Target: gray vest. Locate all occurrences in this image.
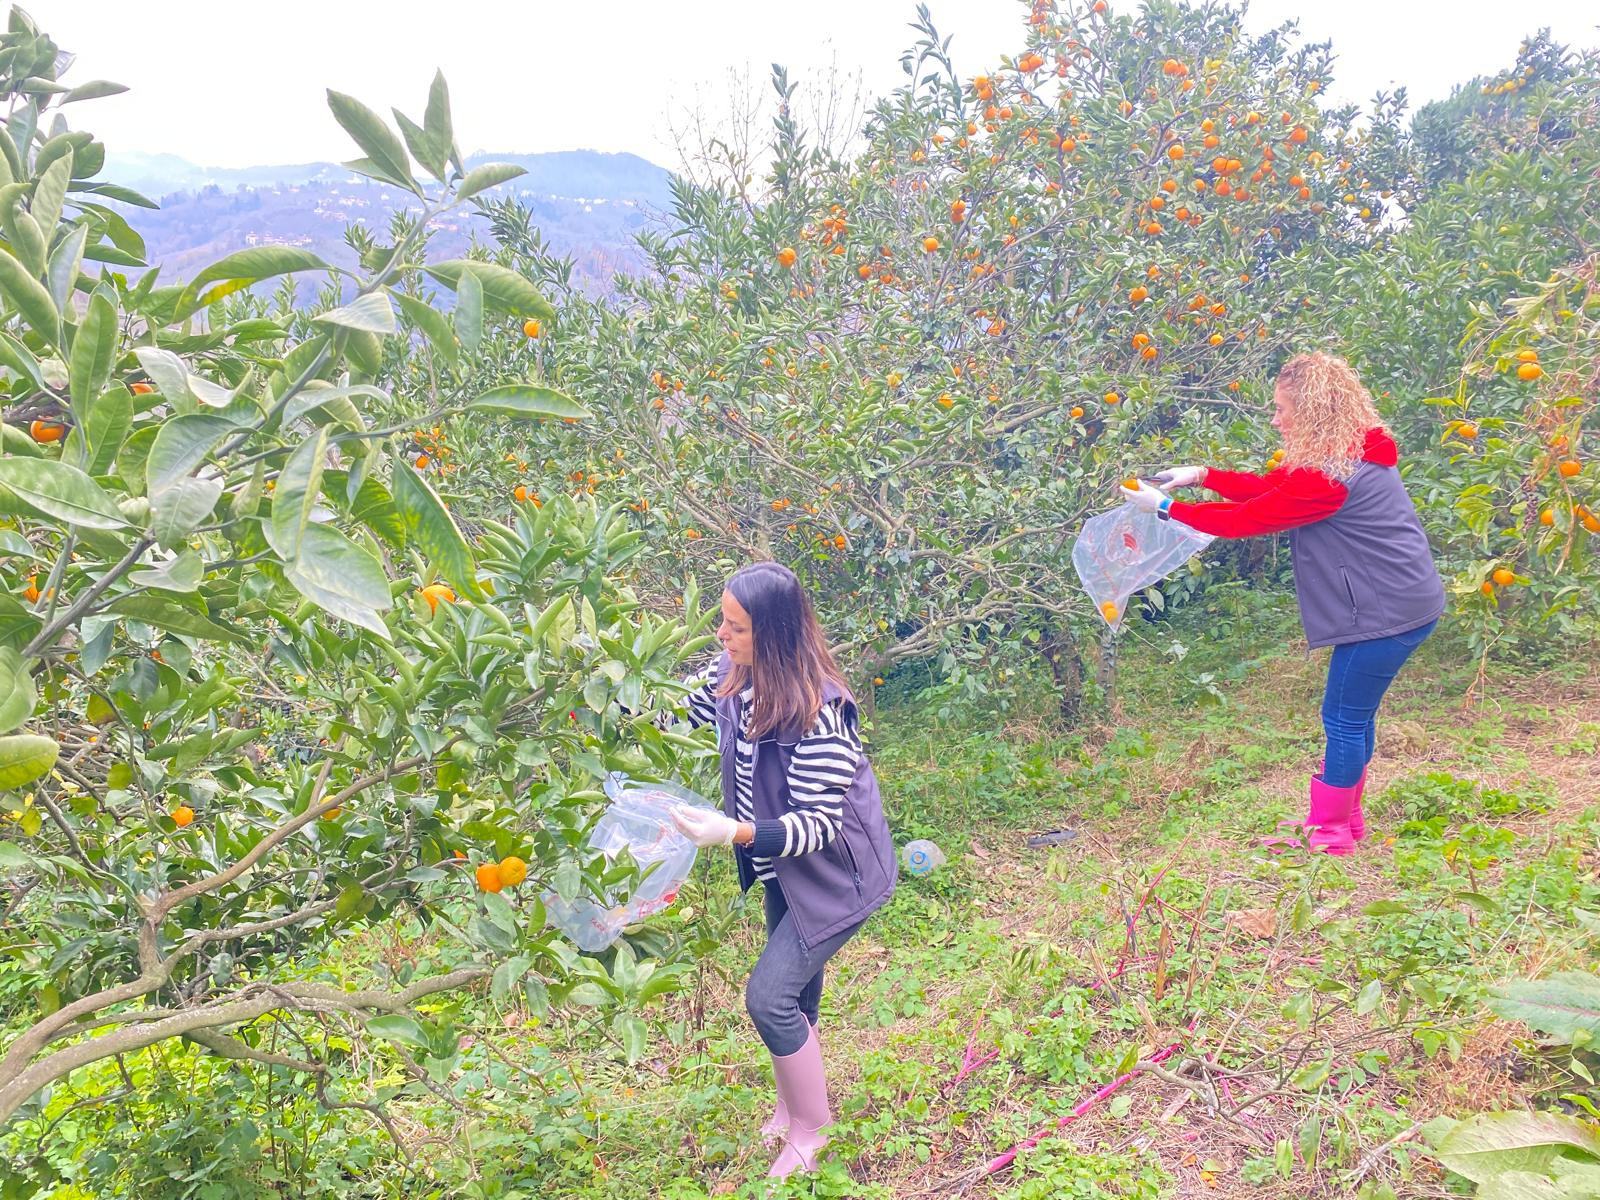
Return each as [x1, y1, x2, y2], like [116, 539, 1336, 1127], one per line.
[711, 654, 897, 950]
[1287, 461, 1445, 648]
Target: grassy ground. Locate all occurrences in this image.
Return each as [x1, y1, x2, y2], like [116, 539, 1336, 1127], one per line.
[384, 593, 1599, 1199]
[26, 593, 1594, 1198]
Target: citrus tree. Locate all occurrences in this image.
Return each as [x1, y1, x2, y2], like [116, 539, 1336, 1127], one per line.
[483, 0, 1407, 716]
[1331, 39, 1600, 667]
[0, 14, 713, 1171]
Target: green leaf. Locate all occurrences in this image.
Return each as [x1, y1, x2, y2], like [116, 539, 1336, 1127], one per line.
[456, 163, 525, 202]
[268, 430, 330, 562]
[127, 550, 204, 594]
[62, 80, 130, 104]
[469, 385, 589, 422]
[0, 646, 35, 734]
[68, 292, 118, 415]
[394, 292, 458, 367]
[1362, 900, 1414, 917]
[282, 383, 376, 432]
[0, 244, 59, 345]
[283, 523, 393, 639]
[424, 260, 554, 321]
[150, 477, 221, 546]
[175, 247, 333, 320]
[1355, 978, 1383, 1016]
[0, 329, 42, 387]
[326, 91, 418, 195]
[365, 1014, 429, 1049]
[46, 222, 88, 310]
[393, 109, 446, 183]
[1488, 972, 1600, 1045]
[0, 840, 28, 868]
[492, 954, 533, 1005]
[0, 458, 126, 529]
[132, 346, 191, 401]
[30, 153, 71, 238]
[0, 733, 57, 789]
[109, 594, 251, 646]
[314, 290, 396, 334]
[613, 1013, 647, 1065]
[80, 382, 133, 477]
[390, 461, 480, 600]
[454, 268, 482, 355]
[145, 414, 237, 497]
[1436, 1111, 1600, 1184]
[423, 71, 456, 172]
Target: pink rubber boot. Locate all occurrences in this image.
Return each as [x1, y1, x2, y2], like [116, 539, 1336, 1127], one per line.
[1280, 762, 1368, 842]
[761, 1020, 816, 1147]
[1264, 775, 1359, 856]
[767, 1024, 830, 1178]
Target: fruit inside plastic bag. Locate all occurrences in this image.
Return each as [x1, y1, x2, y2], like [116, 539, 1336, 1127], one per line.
[1071, 501, 1214, 629]
[543, 773, 713, 952]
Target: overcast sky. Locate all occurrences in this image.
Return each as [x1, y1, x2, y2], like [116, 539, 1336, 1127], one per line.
[34, 0, 1600, 170]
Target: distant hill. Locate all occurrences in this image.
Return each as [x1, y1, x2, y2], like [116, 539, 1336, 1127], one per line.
[101, 149, 678, 297]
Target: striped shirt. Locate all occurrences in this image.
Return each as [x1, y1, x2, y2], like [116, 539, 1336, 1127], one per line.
[679, 659, 862, 882]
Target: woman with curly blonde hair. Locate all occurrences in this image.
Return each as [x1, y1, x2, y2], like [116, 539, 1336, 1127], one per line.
[1121, 352, 1444, 854]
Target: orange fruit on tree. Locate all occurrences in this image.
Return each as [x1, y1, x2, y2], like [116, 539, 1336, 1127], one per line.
[420, 583, 456, 612]
[1492, 568, 1515, 587]
[414, 454, 430, 469]
[922, 236, 940, 252]
[776, 246, 797, 268]
[1129, 285, 1148, 303]
[475, 862, 504, 893]
[1479, 580, 1496, 597]
[321, 806, 342, 820]
[523, 318, 542, 338]
[1514, 349, 1538, 362]
[1539, 508, 1555, 526]
[1558, 459, 1581, 478]
[1100, 600, 1119, 622]
[21, 575, 40, 604]
[498, 856, 528, 887]
[1070, 405, 1085, 418]
[1516, 362, 1542, 381]
[171, 805, 195, 828]
[1167, 143, 1184, 160]
[130, 381, 154, 395]
[1456, 423, 1477, 440]
[1104, 391, 1121, 405]
[29, 419, 65, 443]
[513, 484, 529, 503]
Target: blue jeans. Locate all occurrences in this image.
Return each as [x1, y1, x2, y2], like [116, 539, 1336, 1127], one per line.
[1321, 619, 1437, 787]
[746, 880, 860, 1056]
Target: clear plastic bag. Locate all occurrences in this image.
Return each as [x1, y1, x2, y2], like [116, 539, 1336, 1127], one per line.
[543, 773, 713, 952]
[1072, 501, 1214, 629]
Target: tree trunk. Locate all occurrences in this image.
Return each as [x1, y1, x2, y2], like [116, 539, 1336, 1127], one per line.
[1037, 620, 1085, 725]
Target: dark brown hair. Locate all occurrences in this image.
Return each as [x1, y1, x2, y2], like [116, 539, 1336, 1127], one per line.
[719, 561, 847, 740]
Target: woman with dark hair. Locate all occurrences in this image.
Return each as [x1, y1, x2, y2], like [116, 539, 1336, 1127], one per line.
[668, 561, 897, 1179]
[1120, 352, 1445, 854]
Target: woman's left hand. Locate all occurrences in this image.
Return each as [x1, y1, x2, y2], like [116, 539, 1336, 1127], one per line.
[671, 805, 740, 847]
[1119, 479, 1170, 513]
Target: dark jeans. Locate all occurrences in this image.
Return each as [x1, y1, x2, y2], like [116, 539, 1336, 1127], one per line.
[745, 880, 860, 1056]
[1321, 619, 1437, 787]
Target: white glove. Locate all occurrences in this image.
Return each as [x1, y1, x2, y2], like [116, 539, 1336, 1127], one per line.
[1153, 465, 1205, 489]
[671, 804, 739, 848]
[1120, 480, 1170, 513]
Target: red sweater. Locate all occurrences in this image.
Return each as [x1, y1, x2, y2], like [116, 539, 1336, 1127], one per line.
[1168, 429, 1398, 538]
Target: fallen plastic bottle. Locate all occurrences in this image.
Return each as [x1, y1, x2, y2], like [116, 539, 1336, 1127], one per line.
[902, 838, 947, 877]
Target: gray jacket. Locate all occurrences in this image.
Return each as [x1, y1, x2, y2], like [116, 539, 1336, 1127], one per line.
[711, 654, 897, 949]
[1287, 459, 1445, 648]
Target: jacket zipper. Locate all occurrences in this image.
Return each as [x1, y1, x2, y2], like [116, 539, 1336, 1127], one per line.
[838, 834, 865, 900]
[1340, 567, 1359, 625]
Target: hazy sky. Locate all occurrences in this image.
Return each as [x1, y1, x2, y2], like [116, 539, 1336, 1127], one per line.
[34, 0, 1600, 170]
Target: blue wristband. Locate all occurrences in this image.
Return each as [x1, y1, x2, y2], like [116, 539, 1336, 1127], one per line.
[1157, 497, 1173, 521]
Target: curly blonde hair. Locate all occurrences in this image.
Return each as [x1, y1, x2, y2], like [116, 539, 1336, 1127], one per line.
[1275, 352, 1386, 480]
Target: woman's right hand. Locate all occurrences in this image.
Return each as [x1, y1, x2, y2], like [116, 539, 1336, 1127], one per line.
[1153, 466, 1206, 489]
